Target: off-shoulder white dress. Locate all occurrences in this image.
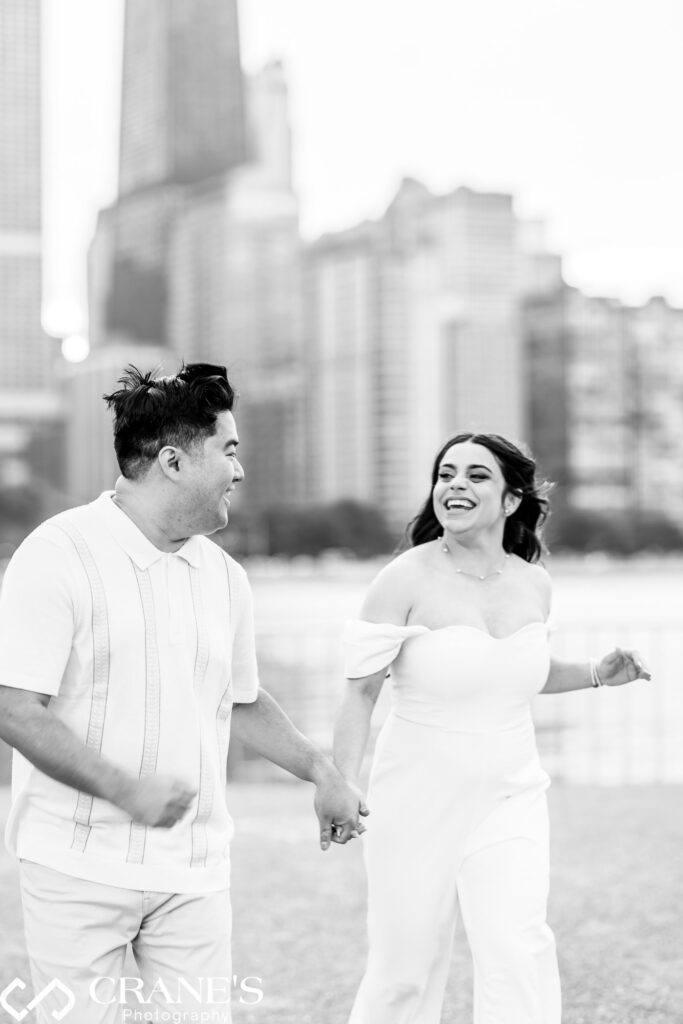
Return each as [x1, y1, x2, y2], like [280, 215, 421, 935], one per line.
[343, 620, 561, 1024]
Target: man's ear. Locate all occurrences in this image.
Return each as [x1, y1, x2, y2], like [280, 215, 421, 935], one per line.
[158, 445, 182, 478]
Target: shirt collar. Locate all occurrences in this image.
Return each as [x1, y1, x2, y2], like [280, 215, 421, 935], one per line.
[96, 492, 202, 569]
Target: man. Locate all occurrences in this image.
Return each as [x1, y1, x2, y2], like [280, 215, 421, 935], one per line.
[0, 363, 364, 1024]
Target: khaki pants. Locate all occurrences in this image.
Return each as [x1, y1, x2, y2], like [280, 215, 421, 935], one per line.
[19, 860, 232, 1024]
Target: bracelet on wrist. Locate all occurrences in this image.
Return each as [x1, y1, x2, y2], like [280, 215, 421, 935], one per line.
[590, 659, 605, 688]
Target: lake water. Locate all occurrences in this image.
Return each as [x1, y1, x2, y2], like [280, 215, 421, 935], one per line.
[1, 555, 680, 785]
[248, 554, 683, 628]
[246, 556, 683, 784]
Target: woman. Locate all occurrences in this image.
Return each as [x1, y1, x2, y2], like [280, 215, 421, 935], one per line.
[333, 432, 650, 1024]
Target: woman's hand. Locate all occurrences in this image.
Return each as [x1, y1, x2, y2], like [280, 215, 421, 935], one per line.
[313, 764, 369, 850]
[596, 648, 651, 687]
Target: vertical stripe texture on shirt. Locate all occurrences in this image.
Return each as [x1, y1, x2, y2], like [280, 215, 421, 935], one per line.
[189, 565, 213, 867]
[215, 554, 235, 769]
[55, 522, 111, 854]
[126, 564, 162, 864]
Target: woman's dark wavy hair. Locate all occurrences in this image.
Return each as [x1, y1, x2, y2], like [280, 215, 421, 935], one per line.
[405, 432, 552, 563]
[103, 362, 236, 479]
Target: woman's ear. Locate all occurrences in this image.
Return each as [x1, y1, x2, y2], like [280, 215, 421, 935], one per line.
[503, 493, 522, 517]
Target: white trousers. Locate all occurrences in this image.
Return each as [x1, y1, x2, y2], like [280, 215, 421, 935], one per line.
[19, 860, 232, 1024]
[349, 715, 562, 1024]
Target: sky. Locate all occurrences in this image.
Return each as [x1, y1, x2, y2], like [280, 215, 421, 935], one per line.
[42, 0, 683, 336]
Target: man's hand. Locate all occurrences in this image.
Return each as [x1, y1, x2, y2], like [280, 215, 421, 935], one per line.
[117, 775, 197, 828]
[597, 647, 651, 686]
[313, 764, 369, 851]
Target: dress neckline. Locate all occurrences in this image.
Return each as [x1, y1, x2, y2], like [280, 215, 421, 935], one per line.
[389, 621, 547, 642]
[418, 621, 547, 641]
[348, 619, 549, 642]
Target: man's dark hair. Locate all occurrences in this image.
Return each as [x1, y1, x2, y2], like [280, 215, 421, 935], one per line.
[103, 362, 236, 479]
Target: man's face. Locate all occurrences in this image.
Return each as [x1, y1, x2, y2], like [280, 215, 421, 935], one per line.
[177, 410, 244, 536]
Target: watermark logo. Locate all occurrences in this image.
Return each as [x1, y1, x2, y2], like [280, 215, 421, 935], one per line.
[0, 978, 75, 1021]
[0, 975, 262, 1020]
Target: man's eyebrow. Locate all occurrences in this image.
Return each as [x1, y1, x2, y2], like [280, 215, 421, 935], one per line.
[224, 439, 240, 448]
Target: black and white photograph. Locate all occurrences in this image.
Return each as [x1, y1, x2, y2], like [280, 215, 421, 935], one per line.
[0, 1, 682, 1022]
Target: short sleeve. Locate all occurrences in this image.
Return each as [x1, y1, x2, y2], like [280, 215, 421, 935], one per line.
[343, 620, 430, 679]
[227, 560, 260, 704]
[0, 535, 76, 697]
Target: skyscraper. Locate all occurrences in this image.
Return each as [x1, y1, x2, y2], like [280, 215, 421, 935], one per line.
[522, 286, 683, 522]
[628, 298, 683, 519]
[83, 3, 306, 522]
[306, 180, 524, 532]
[166, 63, 306, 516]
[0, 0, 62, 492]
[118, 0, 247, 195]
[91, 0, 248, 348]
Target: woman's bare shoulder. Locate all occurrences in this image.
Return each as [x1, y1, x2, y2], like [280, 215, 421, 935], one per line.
[359, 544, 435, 624]
[512, 556, 552, 609]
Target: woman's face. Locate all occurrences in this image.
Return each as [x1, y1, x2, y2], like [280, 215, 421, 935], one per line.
[432, 441, 515, 538]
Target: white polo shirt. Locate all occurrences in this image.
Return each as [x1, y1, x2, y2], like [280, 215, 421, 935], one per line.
[0, 492, 259, 893]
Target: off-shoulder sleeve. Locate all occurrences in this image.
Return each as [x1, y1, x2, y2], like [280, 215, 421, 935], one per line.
[343, 620, 430, 679]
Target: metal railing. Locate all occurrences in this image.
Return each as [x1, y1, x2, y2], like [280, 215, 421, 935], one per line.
[1, 621, 679, 786]
[230, 620, 683, 785]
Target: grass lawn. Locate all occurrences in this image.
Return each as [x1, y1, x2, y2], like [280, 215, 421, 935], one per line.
[1, 783, 681, 1024]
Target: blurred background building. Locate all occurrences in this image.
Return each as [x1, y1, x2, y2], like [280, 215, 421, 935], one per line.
[306, 181, 523, 532]
[0, 0, 64, 545]
[524, 285, 683, 546]
[1, 0, 682, 555]
[1, 0, 683, 791]
[79, 0, 306, 536]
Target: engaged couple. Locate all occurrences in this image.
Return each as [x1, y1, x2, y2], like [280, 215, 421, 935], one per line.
[0, 363, 650, 1024]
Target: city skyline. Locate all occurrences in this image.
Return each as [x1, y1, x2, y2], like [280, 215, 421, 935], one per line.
[42, 0, 683, 336]
[2, 0, 683, 543]
[0, 0, 64, 498]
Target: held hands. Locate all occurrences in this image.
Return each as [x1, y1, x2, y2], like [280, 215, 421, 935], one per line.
[596, 647, 651, 687]
[118, 774, 197, 828]
[313, 768, 369, 851]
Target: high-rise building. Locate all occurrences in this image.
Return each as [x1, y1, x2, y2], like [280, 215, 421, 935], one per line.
[306, 180, 524, 532]
[118, 0, 247, 196]
[525, 286, 634, 510]
[85, 5, 305, 526]
[0, 0, 62, 493]
[523, 286, 683, 523]
[244, 61, 293, 190]
[517, 219, 563, 300]
[628, 297, 683, 518]
[166, 68, 306, 514]
[90, 0, 247, 349]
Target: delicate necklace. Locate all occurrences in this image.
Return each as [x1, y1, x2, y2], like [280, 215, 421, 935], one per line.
[441, 538, 510, 580]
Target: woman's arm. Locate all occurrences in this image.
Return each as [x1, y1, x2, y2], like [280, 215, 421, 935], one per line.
[531, 565, 650, 694]
[333, 669, 387, 787]
[333, 554, 413, 784]
[542, 648, 650, 694]
[231, 688, 364, 849]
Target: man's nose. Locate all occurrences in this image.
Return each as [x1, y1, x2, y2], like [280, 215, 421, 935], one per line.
[233, 458, 245, 482]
